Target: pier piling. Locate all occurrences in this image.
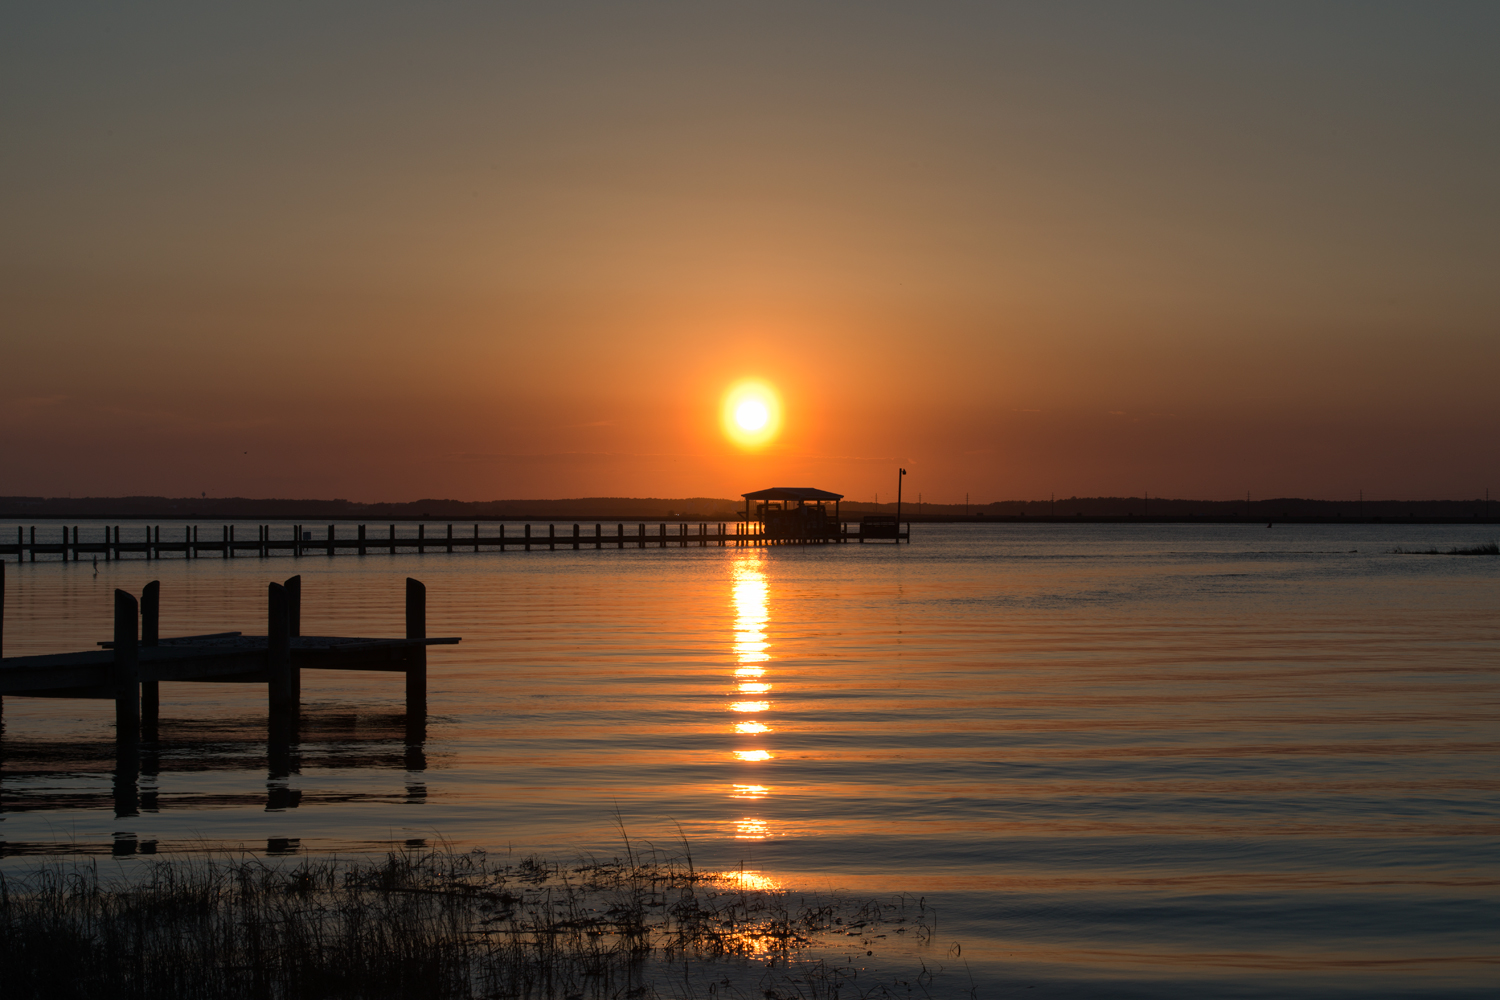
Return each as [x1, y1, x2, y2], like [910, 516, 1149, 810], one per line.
[405, 578, 427, 725]
[113, 589, 141, 753]
[267, 582, 295, 730]
[285, 574, 301, 637]
[140, 580, 160, 734]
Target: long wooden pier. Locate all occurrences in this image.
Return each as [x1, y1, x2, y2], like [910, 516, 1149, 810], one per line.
[0, 563, 458, 815]
[1, 520, 908, 561]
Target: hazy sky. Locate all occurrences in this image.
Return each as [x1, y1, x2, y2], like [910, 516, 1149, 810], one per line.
[3, 2, 1496, 503]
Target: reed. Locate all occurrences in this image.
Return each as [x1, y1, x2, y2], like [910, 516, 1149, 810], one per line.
[1391, 541, 1499, 555]
[0, 846, 937, 999]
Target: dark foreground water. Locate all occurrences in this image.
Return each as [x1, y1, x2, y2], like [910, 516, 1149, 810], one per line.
[2, 523, 1497, 997]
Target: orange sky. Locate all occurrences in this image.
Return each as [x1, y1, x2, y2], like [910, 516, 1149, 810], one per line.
[3, 4, 1497, 504]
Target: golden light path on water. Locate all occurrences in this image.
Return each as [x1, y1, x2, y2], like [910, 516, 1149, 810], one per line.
[728, 553, 774, 856]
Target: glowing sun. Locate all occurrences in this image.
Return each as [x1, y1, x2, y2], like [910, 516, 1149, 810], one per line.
[735, 400, 768, 431]
[722, 380, 781, 449]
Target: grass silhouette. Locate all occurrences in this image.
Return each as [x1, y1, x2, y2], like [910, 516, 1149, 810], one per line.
[1, 845, 939, 999]
[1391, 541, 1499, 555]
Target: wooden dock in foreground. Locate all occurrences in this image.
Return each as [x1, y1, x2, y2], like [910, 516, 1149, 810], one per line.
[0, 564, 458, 816]
[1, 520, 909, 562]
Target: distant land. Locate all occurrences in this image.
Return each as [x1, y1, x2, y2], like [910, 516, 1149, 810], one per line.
[1, 495, 1496, 524]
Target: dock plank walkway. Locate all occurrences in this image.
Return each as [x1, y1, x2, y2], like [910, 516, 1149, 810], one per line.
[0, 568, 455, 724]
[0, 566, 457, 820]
[2, 634, 459, 697]
[2, 520, 907, 562]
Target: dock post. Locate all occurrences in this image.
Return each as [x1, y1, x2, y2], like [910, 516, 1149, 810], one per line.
[549, 524, 556, 551]
[446, 524, 453, 553]
[359, 524, 367, 556]
[140, 580, 160, 736]
[499, 523, 506, 550]
[524, 524, 531, 551]
[111, 586, 141, 818]
[638, 523, 645, 548]
[326, 524, 335, 556]
[30, 525, 35, 562]
[267, 582, 295, 728]
[595, 523, 601, 549]
[1, 561, 5, 720]
[573, 523, 580, 550]
[284, 574, 301, 706]
[284, 574, 301, 638]
[390, 524, 396, 554]
[418, 523, 425, 554]
[405, 578, 427, 727]
[474, 523, 479, 552]
[617, 524, 624, 549]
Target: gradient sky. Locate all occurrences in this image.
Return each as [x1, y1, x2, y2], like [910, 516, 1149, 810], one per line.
[3, 3, 1496, 504]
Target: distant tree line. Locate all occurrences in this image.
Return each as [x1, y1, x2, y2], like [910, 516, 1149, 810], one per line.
[2, 494, 1494, 520]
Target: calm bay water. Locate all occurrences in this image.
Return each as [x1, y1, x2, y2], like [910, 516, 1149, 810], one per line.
[2, 522, 1497, 997]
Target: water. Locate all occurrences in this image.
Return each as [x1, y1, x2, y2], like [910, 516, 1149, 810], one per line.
[2, 522, 1497, 997]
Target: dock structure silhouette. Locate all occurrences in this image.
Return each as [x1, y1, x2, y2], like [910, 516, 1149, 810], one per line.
[2, 518, 908, 563]
[0, 564, 458, 816]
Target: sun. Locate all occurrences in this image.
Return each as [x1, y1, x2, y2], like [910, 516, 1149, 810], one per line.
[722, 380, 781, 449]
[735, 400, 768, 431]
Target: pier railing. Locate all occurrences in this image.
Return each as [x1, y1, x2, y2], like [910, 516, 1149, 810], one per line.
[1, 520, 909, 561]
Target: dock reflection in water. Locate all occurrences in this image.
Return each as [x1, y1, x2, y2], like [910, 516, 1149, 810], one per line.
[0, 708, 437, 855]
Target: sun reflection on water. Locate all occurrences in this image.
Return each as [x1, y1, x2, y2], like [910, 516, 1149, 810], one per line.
[730, 554, 774, 839]
[719, 869, 780, 891]
[734, 818, 770, 839]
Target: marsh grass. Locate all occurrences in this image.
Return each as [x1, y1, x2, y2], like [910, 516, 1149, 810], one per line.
[0, 847, 940, 1000]
[1391, 541, 1499, 555]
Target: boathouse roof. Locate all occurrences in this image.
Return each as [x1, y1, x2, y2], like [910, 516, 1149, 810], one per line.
[742, 487, 844, 501]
